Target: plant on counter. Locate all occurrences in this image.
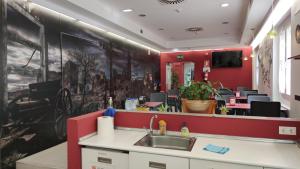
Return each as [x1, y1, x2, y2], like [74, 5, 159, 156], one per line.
[158, 104, 169, 112]
[219, 105, 229, 115]
[171, 71, 179, 89]
[179, 81, 218, 100]
[179, 81, 219, 113]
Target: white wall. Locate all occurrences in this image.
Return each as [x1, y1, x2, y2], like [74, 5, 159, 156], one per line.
[290, 0, 300, 118]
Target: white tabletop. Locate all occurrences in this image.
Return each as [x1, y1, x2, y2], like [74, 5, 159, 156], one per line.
[79, 129, 300, 169]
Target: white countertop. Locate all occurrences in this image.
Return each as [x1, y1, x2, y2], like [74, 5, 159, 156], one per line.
[79, 129, 300, 169]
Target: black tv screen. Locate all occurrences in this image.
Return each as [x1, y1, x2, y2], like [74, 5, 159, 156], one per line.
[212, 51, 243, 68]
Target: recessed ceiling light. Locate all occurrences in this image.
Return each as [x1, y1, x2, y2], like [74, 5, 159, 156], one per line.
[185, 27, 203, 32]
[139, 14, 147, 17]
[122, 9, 133, 12]
[221, 3, 229, 7]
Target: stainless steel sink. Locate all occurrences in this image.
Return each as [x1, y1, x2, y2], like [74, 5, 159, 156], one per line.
[134, 134, 196, 151]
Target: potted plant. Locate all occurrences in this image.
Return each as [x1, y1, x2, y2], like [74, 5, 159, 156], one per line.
[158, 104, 169, 112]
[171, 72, 179, 89]
[179, 81, 218, 113]
[219, 105, 229, 115]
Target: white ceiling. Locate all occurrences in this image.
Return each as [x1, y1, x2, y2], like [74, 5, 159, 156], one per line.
[102, 0, 249, 41]
[32, 0, 272, 51]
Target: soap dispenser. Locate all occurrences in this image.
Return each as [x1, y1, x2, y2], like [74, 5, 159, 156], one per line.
[159, 120, 167, 135]
[180, 122, 190, 137]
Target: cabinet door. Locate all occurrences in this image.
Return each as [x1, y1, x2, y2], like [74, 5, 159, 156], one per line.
[190, 159, 263, 169]
[129, 152, 189, 169]
[82, 147, 129, 169]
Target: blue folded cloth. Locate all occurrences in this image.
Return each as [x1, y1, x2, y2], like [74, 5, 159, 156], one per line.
[103, 107, 116, 117]
[203, 144, 230, 154]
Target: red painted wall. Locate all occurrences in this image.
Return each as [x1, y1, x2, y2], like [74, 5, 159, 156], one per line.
[115, 111, 300, 140]
[160, 47, 253, 91]
[67, 110, 105, 169]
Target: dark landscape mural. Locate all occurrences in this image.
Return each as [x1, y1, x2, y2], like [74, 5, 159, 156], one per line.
[0, 0, 160, 168]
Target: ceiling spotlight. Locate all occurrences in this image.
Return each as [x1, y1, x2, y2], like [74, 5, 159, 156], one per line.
[175, 9, 181, 13]
[221, 3, 229, 7]
[139, 14, 147, 17]
[122, 9, 133, 12]
[185, 27, 203, 32]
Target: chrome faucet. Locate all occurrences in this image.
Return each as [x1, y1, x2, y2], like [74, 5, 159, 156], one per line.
[149, 114, 158, 135]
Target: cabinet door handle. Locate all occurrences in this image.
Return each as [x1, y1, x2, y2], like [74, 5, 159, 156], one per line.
[97, 157, 112, 164]
[149, 161, 166, 169]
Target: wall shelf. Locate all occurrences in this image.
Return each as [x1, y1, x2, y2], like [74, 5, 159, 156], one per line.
[289, 55, 300, 60]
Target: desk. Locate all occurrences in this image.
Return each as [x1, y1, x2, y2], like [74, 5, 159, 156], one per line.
[235, 96, 247, 100]
[144, 102, 163, 108]
[226, 103, 289, 117]
[226, 103, 250, 110]
[168, 95, 178, 99]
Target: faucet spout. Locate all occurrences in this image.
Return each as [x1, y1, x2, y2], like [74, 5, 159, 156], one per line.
[149, 114, 158, 135]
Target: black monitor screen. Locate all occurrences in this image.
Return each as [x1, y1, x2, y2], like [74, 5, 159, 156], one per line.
[212, 51, 243, 68]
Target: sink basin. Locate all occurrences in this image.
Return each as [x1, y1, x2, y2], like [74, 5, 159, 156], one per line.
[134, 134, 196, 151]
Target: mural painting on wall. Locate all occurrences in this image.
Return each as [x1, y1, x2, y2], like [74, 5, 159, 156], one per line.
[0, 1, 160, 169]
[257, 37, 273, 96]
[1, 2, 65, 169]
[61, 33, 109, 114]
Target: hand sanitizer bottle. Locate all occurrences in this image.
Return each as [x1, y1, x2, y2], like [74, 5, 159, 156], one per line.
[108, 97, 113, 108]
[181, 122, 190, 137]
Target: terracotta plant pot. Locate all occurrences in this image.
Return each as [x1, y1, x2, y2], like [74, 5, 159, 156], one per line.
[181, 99, 216, 114]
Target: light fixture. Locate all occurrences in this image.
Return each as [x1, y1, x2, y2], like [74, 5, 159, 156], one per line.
[172, 48, 179, 52]
[159, 0, 185, 5]
[31, 3, 160, 53]
[138, 14, 147, 17]
[267, 0, 278, 39]
[244, 56, 249, 61]
[221, 3, 229, 7]
[268, 27, 278, 39]
[122, 9, 133, 13]
[251, 0, 295, 48]
[250, 53, 255, 58]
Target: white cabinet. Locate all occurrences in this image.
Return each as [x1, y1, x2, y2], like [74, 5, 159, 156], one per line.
[129, 152, 189, 169]
[82, 147, 129, 169]
[190, 159, 263, 169]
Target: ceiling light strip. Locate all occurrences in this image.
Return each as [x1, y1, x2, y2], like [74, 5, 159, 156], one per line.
[29, 2, 160, 53]
[250, 0, 295, 48]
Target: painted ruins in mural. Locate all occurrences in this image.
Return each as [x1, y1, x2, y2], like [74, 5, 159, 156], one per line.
[0, 1, 160, 168]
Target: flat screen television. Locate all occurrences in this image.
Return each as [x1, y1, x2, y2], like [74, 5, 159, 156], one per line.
[212, 51, 243, 68]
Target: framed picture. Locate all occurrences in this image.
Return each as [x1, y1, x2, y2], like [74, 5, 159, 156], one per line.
[292, 9, 300, 58]
[295, 24, 300, 44]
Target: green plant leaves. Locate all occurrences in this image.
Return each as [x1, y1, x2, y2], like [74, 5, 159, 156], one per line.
[179, 81, 217, 100]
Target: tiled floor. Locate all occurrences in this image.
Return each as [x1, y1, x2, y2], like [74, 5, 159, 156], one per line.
[16, 142, 67, 169]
